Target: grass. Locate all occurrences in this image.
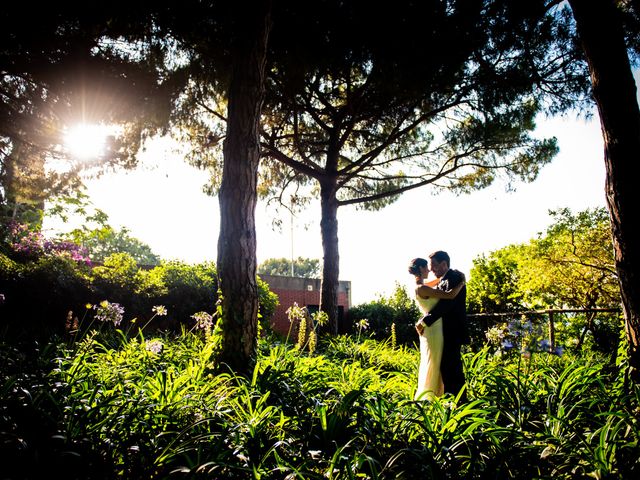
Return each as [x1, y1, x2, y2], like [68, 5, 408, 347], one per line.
[1, 325, 639, 479]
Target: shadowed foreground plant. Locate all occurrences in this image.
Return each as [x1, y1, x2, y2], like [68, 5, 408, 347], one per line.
[2, 320, 639, 479]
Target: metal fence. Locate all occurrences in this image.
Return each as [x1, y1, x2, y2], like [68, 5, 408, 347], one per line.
[467, 308, 621, 352]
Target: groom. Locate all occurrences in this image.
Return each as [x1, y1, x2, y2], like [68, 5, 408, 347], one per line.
[420, 250, 469, 398]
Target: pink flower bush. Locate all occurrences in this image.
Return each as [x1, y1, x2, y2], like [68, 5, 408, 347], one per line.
[7, 222, 91, 265]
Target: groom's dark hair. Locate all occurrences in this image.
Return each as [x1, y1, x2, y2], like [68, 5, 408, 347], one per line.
[429, 250, 450, 266]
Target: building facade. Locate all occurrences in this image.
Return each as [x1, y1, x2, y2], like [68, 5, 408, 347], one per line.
[259, 274, 352, 336]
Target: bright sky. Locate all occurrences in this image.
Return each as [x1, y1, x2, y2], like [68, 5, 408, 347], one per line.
[54, 109, 607, 307]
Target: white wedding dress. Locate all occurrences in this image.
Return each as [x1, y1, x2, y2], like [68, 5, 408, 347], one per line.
[414, 296, 444, 400]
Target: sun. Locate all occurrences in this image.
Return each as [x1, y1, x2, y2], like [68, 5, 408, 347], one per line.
[64, 124, 110, 160]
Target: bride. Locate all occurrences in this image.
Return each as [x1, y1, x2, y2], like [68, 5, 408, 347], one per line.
[408, 257, 465, 401]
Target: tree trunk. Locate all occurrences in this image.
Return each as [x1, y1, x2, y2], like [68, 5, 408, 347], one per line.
[568, 0, 640, 382]
[319, 175, 340, 334]
[216, 1, 271, 376]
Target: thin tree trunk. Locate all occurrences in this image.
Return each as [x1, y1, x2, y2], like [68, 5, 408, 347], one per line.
[568, 0, 640, 382]
[216, 0, 271, 375]
[319, 176, 340, 334]
[576, 311, 596, 351]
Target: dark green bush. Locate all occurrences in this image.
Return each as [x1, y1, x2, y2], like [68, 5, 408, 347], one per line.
[1, 252, 92, 338]
[348, 283, 421, 345]
[91, 252, 166, 321]
[154, 260, 218, 330]
[0, 251, 278, 339]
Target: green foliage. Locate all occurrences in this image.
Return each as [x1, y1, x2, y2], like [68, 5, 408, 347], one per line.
[0, 251, 93, 338]
[90, 253, 165, 323]
[468, 208, 621, 351]
[519, 208, 618, 310]
[65, 224, 161, 266]
[0, 252, 277, 339]
[348, 282, 421, 345]
[469, 207, 618, 313]
[257, 276, 279, 327]
[258, 257, 320, 278]
[0, 251, 18, 280]
[467, 244, 527, 313]
[89, 257, 278, 333]
[467, 208, 621, 352]
[92, 253, 163, 296]
[48, 193, 161, 265]
[2, 329, 638, 478]
[153, 260, 218, 329]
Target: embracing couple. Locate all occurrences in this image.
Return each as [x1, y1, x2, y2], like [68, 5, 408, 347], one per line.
[408, 251, 469, 401]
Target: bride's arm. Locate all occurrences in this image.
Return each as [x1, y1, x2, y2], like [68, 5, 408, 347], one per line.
[423, 278, 439, 287]
[416, 274, 466, 299]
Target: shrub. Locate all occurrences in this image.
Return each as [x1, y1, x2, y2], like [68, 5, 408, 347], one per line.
[1, 254, 92, 338]
[257, 275, 279, 330]
[348, 282, 421, 345]
[1, 250, 278, 339]
[0, 251, 18, 281]
[91, 253, 166, 325]
[154, 260, 218, 330]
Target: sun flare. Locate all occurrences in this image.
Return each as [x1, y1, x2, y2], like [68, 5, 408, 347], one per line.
[64, 124, 110, 160]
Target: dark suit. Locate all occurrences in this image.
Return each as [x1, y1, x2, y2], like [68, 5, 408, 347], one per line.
[421, 268, 468, 397]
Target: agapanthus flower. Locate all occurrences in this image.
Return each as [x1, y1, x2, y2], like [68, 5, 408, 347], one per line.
[312, 310, 329, 327]
[152, 305, 167, 316]
[501, 339, 514, 350]
[145, 339, 163, 354]
[94, 300, 125, 326]
[286, 303, 307, 323]
[191, 311, 213, 331]
[485, 325, 505, 345]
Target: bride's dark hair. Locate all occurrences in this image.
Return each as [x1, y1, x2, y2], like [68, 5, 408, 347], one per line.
[408, 257, 428, 276]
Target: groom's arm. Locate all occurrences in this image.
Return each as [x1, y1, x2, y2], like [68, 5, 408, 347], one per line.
[421, 271, 464, 325]
[422, 298, 454, 326]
